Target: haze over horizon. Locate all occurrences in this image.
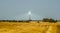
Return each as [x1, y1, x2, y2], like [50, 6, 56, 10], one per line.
[0, 0, 60, 20]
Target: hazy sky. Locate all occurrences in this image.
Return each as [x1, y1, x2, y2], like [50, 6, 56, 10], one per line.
[0, 0, 60, 20]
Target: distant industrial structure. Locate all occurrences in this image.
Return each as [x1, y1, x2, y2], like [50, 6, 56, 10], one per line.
[28, 11, 31, 21]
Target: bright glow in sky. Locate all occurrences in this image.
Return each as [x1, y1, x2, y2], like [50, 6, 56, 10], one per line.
[28, 11, 31, 15]
[0, 0, 60, 20]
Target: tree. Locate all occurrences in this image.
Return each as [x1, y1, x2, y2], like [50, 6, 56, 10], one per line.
[42, 18, 57, 23]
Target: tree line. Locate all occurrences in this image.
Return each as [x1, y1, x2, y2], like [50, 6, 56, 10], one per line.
[0, 18, 59, 23]
[42, 18, 57, 23]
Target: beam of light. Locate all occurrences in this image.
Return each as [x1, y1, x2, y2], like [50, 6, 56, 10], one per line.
[13, 11, 43, 20]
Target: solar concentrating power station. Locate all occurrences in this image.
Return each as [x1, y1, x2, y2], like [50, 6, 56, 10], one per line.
[28, 11, 31, 21]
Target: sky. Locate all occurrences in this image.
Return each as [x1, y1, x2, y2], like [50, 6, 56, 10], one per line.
[0, 0, 60, 20]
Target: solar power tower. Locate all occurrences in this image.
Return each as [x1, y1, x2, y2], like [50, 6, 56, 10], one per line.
[28, 11, 31, 21]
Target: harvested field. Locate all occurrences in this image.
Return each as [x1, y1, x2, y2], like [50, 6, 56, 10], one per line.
[0, 21, 60, 33]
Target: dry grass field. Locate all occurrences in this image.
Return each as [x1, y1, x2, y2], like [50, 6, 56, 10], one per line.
[0, 21, 60, 33]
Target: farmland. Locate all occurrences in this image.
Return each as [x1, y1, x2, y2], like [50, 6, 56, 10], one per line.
[0, 21, 60, 33]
